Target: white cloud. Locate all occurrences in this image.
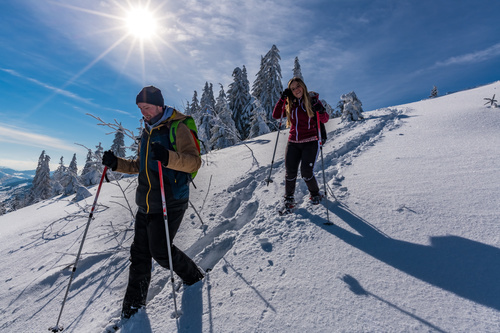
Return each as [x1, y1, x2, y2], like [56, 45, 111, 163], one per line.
[0, 158, 38, 171]
[16, 0, 312, 107]
[435, 43, 500, 67]
[0, 68, 93, 104]
[0, 125, 76, 152]
[0, 68, 133, 117]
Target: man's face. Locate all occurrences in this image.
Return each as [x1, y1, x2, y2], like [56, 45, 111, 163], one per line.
[138, 103, 163, 122]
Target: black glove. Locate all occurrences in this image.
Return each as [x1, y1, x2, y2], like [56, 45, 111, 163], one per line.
[102, 150, 118, 170]
[281, 88, 292, 100]
[312, 99, 326, 114]
[151, 142, 170, 166]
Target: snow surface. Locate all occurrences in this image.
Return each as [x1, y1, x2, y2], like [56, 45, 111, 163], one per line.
[1, 82, 499, 332]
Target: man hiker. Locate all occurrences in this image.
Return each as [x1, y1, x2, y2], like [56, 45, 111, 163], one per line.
[102, 85, 204, 319]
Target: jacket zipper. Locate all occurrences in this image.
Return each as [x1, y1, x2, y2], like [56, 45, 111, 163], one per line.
[145, 129, 153, 213]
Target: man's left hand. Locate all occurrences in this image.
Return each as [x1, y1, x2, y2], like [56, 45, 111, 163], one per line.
[151, 142, 170, 166]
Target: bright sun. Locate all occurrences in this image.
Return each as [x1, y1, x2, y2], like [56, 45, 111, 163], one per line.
[47, 2, 170, 89]
[126, 8, 158, 39]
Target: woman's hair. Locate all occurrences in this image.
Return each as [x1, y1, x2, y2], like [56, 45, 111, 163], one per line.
[285, 77, 314, 127]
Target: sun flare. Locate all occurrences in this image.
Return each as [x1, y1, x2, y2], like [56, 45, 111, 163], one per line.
[126, 7, 158, 39]
[47, 1, 172, 93]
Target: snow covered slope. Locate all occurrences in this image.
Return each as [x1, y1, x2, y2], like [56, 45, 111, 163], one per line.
[0, 82, 499, 332]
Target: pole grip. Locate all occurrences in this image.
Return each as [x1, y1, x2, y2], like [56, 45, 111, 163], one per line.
[316, 111, 322, 147]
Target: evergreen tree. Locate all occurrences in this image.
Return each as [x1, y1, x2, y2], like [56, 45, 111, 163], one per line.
[95, 142, 104, 163]
[210, 84, 239, 149]
[335, 100, 344, 117]
[11, 194, 24, 211]
[340, 92, 364, 122]
[52, 156, 65, 180]
[208, 82, 216, 109]
[80, 143, 105, 186]
[293, 56, 304, 81]
[430, 86, 439, 98]
[51, 156, 66, 196]
[248, 98, 271, 138]
[228, 66, 252, 140]
[80, 150, 94, 186]
[111, 126, 126, 157]
[187, 90, 208, 152]
[128, 120, 143, 159]
[189, 90, 201, 119]
[8, 192, 21, 213]
[321, 99, 334, 117]
[184, 100, 192, 116]
[63, 153, 81, 195]
[252, 45, 283, 129]
[28, 150, 52, 203]
[252, 56, 266, 103]
[68, 153, 78, 175]
[199, 82, 216, 151]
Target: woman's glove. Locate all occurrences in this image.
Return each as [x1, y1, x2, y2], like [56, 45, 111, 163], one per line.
[102, 150, 118, 170]
[281, 88, 292, 100]
[151, 142, 170, 166]
[312, 99, 326, 114]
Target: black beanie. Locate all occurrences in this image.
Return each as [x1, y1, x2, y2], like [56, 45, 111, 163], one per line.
[136, 86, 164, 106]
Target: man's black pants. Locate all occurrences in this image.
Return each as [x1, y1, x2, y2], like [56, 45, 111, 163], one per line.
[122, 202, 201, 310]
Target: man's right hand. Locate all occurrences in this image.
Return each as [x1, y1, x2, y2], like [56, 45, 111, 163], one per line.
[102, 150, 118, 170]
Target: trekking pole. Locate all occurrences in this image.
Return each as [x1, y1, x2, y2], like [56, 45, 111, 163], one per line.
[316, 113, 332, 225]
[266, 102, 286, 186]
[326, 183, 340, 203]
[157, 161, 180, 319]
[189, 200, 205, 226]
[49, 166, 108, 332]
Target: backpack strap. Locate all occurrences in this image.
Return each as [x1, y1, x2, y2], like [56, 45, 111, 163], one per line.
[169, 119, 181, 151]
[169, 116, 201, 181]
[169, 117, 200, 154]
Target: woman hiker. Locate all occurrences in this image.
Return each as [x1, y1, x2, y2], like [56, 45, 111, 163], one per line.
[272, 77, 329, 213]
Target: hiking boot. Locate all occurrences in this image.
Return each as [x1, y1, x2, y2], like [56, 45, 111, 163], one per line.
[278, 195, 296, 216]
[284, 195, 295, 209]
[183, 267, 205, 286]
[310, 193, 322, 205]
[121, 304, 144, 319]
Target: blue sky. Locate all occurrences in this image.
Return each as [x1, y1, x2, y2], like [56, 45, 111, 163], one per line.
[1, 0, 499, 171]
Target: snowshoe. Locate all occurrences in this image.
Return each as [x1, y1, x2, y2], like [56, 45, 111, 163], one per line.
[121, 305, 143, 319]
[279, 196, 295, 215]
[310, 193, 323, 205]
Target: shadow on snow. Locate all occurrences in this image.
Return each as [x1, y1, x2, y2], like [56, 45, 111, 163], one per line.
[297, 202, 500, 312]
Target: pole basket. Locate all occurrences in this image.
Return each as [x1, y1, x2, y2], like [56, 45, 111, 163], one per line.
[48, 325, 63, 332]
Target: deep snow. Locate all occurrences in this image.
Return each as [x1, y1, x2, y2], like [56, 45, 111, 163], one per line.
[0, 82, 499, 333]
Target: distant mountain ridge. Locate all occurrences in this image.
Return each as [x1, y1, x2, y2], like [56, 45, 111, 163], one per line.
[0, 167, 34, 204]
[0, 167, 35, 186]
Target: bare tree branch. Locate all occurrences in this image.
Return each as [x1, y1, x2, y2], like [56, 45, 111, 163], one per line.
[86, 113, 137, 140]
